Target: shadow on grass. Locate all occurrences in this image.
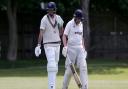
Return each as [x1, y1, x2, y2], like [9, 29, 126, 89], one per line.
[87, 58, 128, 75]
[0, 58, 128, 77]
[88, 64, 128, 75]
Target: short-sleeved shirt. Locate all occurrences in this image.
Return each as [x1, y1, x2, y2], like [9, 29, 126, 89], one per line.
[40, 14, 64, 46]
[64, 18, 83, 46]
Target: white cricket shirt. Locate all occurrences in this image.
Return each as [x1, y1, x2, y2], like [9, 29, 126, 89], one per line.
[64, 18, 83, 46]
[40, 14, 64, 45]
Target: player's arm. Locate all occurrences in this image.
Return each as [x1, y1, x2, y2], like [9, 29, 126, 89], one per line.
[62, 34, 68, 47]
[57, 15, 64, 36]
[35, 29, 44, 57]
[62, 33, 68, 57]
[62, 22, 70, 47]
[35, 17, 46, 57]
[59, 27, 64, 36]
[82, 37, 85, 49]
[37, 29, 44, 45]
[62, 22, 69, 57]
[38, 16, 46, 45]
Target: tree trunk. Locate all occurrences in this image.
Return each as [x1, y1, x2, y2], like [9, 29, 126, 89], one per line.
[80, 0, 90, 51]
[7, 0, 18, 61]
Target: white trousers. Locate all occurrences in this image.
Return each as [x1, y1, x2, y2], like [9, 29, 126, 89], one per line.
[62, 46, 88, 89]
[44, 45, 60, 89]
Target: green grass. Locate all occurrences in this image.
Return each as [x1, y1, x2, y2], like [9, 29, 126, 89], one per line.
[0, 58, 128, 89]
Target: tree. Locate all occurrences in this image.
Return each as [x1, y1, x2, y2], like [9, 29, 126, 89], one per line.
[80, 0, 90, 51]
[6, 0, 18, 61]
[0, 0, 41, 60]
[0, 0, 18, 61]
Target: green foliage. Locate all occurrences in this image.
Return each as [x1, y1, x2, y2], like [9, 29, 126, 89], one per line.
[90, 0, 128, 15]
[0, 0, 41, 12]
[1, 0, 128, 14]
[57, 2, 65, 15]
[16, 0, 41, 12]
[0, 0, 7, 10]
[118, 0, 128, 14]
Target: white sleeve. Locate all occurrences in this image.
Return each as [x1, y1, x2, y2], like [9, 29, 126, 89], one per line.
[40, 17, 46, 30]
[64, 22, 70, 36]
[82, 23, 83, 36]
[57, 15, 64, 28]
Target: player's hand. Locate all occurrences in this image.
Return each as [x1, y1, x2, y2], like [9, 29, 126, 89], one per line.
[35, 44, 41, 57]
[62, 46, 67, 57]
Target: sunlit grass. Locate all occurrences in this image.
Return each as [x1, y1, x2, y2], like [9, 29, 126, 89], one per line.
[0, 76, 128, 89]
[0, 59, 128, 89]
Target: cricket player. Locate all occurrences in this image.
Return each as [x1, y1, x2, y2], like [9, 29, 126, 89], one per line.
[62, 9, 88, 89]
[34, 2, 64, 89]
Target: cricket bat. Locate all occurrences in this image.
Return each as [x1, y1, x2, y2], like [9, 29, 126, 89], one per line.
[67, 55, 82, 88]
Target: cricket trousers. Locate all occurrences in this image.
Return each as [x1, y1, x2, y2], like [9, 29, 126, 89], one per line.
[62, 46, 88, 89]
[44, 45, 60, 89]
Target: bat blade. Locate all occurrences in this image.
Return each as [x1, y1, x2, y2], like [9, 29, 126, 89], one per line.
[70, 63, 82, 88]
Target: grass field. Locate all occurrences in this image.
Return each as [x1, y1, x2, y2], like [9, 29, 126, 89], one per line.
[0, 58, 128, 89]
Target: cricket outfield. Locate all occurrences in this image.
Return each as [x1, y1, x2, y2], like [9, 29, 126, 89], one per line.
[0, 59, 128, 89]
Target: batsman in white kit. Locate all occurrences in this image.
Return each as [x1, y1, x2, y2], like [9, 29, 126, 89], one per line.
[62, 9, 88, 89]
[34, 2, 64, 89]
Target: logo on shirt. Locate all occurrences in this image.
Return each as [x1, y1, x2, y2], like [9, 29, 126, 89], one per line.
[75, 32, 82, 35]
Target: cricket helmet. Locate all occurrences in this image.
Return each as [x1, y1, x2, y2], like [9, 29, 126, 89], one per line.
[74, 9, 84, 20]
[47, 2, 57, 11]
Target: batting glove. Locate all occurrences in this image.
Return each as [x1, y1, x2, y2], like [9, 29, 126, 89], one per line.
[35, 44, 41, 57]
[62, 46, 67, 57]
